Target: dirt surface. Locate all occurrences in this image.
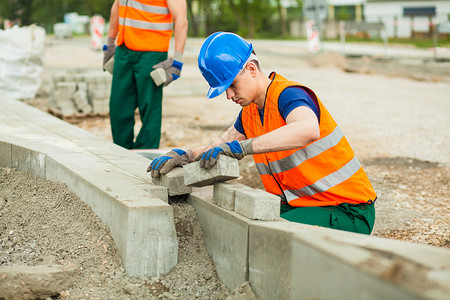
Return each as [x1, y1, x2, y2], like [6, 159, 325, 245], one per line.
[2, 36, 449, 298]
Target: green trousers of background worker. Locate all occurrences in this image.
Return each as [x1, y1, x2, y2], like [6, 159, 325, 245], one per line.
[110, 45, 167, 149]
[280, 200, 376, 235]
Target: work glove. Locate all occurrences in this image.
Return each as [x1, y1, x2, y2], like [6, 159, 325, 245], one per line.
[102, 37, 116, 72]
[147, 149, 194, 178]
[198, 140, 253, 169]
[150, 51, 183, 87]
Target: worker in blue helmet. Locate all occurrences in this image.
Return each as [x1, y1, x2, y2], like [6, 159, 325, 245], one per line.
[147, 32, 376, 234]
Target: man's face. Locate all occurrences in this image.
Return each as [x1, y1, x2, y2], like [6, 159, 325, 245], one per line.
[225, 66, 254, 107]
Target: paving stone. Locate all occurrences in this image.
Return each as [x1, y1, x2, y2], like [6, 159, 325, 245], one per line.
[152, 167, 192, 196]
[56, 81, 76, 93]
[183, 156, 239, 187]
[213, 182, 251, 211]
[72, 90, 91, 112]
[52, 72, 66, 82]
[188, 187, 250, 291]
[89, 87, 108, 99]
[77, 82, 87, 91]
[234, 188, 280, 220]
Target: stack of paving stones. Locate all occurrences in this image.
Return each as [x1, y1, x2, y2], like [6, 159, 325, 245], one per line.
[49, 68, 112, 117]
[152, 155, 280, 221]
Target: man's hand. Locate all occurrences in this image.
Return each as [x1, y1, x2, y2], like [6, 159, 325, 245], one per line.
[150, 52, 183, 87]
[103, 37, 116, 71]
[147, 149, 193, 177]
[198, 140, 253, 169]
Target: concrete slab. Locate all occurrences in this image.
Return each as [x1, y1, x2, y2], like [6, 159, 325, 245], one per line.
[11, 145, 46, 179]
[134, 150, 166, 160]
[188, 187, 249, 291]
[234, 188, 281, 220]
[0, 141, 11, 168]
[248, 221, 450, 300]
[137, 183, 169, 203]
[152, 167, 192, 196]
[183, 156, 239, 187]
[213, 182, 251, 211]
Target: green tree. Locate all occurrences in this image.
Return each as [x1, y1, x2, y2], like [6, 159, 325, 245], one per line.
[0, 0, 112, 31]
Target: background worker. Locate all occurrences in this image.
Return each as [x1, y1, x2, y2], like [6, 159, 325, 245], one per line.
[103, 0, 188, 149]
[148, 32, 377, 235]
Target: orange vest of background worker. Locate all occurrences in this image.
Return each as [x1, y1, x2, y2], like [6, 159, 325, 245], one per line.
[103, 0, 187, 149]
[241, 73, 377, 207]
[116, 0, 173, 52]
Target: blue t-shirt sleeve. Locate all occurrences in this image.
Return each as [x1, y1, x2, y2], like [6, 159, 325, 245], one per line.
[234, 87, 319, 135]
[234, 109, 245, 136]
[278, 86, 319, 121]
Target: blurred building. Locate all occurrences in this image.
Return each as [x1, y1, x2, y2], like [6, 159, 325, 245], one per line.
[327, 0, 450, 38]
[364, 0, 450, 38]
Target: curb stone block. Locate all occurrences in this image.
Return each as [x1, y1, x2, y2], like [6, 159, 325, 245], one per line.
[213, 182, 251, 211]
[234, 188, 280, 220]
[152, 167, 192, 196]
[0, 141, 11, 168]
[183, 156, 239, 187]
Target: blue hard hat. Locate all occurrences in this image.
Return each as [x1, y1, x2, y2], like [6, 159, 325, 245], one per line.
[198, 32, 253, 99]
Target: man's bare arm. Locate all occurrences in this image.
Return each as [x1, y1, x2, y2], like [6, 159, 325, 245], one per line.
[107, 0, 119, 39]
[167, 0, 188, 54]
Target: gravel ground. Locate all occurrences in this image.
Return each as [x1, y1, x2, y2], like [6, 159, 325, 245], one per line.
[2, 36, 449, 298]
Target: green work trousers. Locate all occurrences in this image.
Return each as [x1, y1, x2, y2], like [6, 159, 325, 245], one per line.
[110, 45, 167, 149]
[280, 201, 375, 235]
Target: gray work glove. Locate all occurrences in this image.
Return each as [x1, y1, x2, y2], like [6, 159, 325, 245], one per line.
[150, 51, 183, 87]
[103, 37, 116, 71]
[147, 149, 194, 178]
[197, 140, 253, 169]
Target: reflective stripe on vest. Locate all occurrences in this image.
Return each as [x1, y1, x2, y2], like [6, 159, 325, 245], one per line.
[119, 17, 173, 31]
[256, 126, 344, 175]
[123, 0, 169, 14]
[241, 72, 377, 207]
[279, 156, 361, 200]
[117, 0, 173, 52]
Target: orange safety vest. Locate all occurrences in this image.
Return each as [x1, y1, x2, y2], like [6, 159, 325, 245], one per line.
[117, 0, 173, 52]
[241, 73, 377, 207]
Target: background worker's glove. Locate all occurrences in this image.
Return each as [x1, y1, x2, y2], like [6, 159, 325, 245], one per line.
[147, 149, 194, 178]
[103, 37, 116, 73]
[198, 140, 253, 169]
[150, 51, 183, 87]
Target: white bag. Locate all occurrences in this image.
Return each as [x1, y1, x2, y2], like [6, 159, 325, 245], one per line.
[0, 25, 46, 100]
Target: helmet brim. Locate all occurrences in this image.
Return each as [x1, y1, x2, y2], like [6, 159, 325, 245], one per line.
[206, 73, 236, 99]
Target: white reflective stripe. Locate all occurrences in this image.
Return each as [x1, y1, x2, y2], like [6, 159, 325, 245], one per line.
[123, 0, 170, 14]
[281, 156, 361, 199]
[120, 17, 173, 31]
[279, 190, 301, 202]
[256, 126, 344, 175]
[256, 163, 270, 175]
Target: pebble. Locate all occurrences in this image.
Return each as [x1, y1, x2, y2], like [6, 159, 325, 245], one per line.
[123, 283, 136, 295]
[421, 218, 434, 223]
